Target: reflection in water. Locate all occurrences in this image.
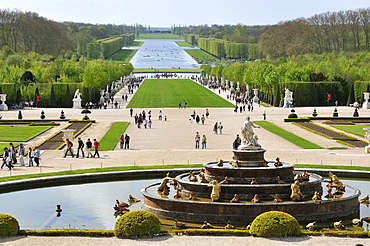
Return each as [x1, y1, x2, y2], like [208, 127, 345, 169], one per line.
[0, 178, 368, 230]
[128, 39, 200, 69]
[0, 179, 160, 230]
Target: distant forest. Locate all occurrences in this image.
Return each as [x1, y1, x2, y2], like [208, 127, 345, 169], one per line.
[0, 7, 369, 59]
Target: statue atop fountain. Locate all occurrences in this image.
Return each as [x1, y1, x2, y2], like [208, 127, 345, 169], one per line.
[230, 116, 266, 167]
[240, 116, 261, 149]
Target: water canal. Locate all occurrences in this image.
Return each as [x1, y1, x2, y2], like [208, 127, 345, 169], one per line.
[126, 39, 200, 69]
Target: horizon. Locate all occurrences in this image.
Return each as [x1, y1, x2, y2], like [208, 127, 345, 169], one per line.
[1, 0, 369, 27]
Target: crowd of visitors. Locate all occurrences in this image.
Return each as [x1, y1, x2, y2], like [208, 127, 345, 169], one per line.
[1, 143, 41, 170]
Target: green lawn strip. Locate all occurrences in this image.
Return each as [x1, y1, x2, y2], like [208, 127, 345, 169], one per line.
[255, 121, 324, 149]
[0, 163, 368, 184]
[331, 125, 367, 137]
[295, 164, 370, 172]
[109, 49, 138, 63]
[134, 68, 201, 73]
[175, 41, 194, 47]
[99, 122, 130, 151]
[0, 164, 203, 183]
[136, 34, 183, 39]
[185, 49, 223, 63]
[126, 41, 143, 47]
[127, 79, 235, 108]
[0, 126, 52, 142]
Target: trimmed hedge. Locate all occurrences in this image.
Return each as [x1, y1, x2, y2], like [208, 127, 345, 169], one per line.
[114, 211, 161, 238]
[250, 211, 301, 237]
[0, 214, 19, 237]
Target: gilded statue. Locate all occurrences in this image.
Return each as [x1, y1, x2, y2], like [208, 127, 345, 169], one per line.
[290, 180, 306, 201]
[208, 180, 221, 202]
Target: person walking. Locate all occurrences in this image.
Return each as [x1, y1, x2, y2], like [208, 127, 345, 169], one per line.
[85, 138, 93, 158]
[195, 132, 200, 149]
[218, 122, 223, 134]
[201, 135, 207, 149]
[9, 143, 17, 164]
[124, 134, 130, 149]
[63, 138, 74, 158]
[119, 135, 124, 149]
[130, 108, 133, 117]
[93, 139, 100, 158]
[148, 120, 152, 128]
[158, 110, 163, 120]
[205, 109, 209, 118]
[34, 146, 41, 167]
[263, 111, 266, 120]
[18, 143, 25, 166]
[28, 147, 34, 166]
[195, 115, 200, 124]
[76, 137, 85, 158]
[213, 122, 218, 134]
[201, 115, 205, 125]
[1, 147, 9, 169]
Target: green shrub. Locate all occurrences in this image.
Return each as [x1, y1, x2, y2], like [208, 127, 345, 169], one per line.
[250, 211, 301, 237]
[0, 214, 19, 237]
[114, 211, 160, 238]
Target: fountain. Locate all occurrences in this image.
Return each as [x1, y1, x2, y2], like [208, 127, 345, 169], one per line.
[142, 117, 361, 225]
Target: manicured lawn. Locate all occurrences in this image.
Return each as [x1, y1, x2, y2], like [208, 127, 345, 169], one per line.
[127, 79, 235, 108]
[109, 49, 138, 63]
[0, 164, 203, 183]
[185, 49, 223, 63]
[99, 122, 130, 151]
[126, 41, 143, 47]
[133, 68, 201, 73]
[255, 121, 324, 149]
[0, 126, 52, 142]
[175, 41, 194, 47]
[331, 125, 366, 137]
[137, 33, 183, 39]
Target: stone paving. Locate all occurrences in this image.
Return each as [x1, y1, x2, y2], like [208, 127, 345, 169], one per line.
[1, 79, 370, 178]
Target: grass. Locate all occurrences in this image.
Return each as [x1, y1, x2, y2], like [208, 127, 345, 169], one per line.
[331, 125, 367, 137]
[185, 49, 224, 63]
[175, 41, 194, 47]
[109, 49, 138, 63]
[99, 122, 130, 151]
[0, 163, 368, 184]
[126, 41, 143, 47]
[0, 126, 52, 142]
[127, 79, 235, 108]
[295, 164, 370, 172]
[134, 68, 201, 73]
[137, 33, 183, 39]
[255, 121, 324, 149]
[0, 164, 203, 183]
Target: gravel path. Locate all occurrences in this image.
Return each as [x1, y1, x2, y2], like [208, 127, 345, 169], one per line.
[0, 235, 369, 246]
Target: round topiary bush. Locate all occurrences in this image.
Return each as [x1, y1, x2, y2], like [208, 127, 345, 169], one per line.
[114, 210, 161, 238]
[250, 211, 301, 237]
[0, 214, 19, 237]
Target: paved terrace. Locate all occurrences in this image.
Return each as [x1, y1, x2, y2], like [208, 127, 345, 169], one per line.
[1, 81, 370, 178]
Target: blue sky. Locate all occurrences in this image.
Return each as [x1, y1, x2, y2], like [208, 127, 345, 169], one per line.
[1, 0, 369, 27]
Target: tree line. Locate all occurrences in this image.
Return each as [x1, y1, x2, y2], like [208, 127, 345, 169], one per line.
[258, 8, 370, 58]
[201, 51, 370, 106]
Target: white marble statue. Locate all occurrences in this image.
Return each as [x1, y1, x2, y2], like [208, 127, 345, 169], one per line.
[72, 89, 82, 109]
[241, 116, 260, 147]
[283, 88, 294, 108]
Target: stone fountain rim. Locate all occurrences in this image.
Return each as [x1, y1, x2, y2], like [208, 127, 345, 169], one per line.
[141, 182, 361, 205]
[175, 171, 324, 187]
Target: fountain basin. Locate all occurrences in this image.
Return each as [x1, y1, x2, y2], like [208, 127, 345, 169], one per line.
[142, 183, 360, 224]
[203, 161, 295, 184]
[176, 172, 323, 200]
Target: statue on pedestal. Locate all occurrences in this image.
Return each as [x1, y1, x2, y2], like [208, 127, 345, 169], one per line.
[72, 89, 82, 109]
[240, 116, 260, 147]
